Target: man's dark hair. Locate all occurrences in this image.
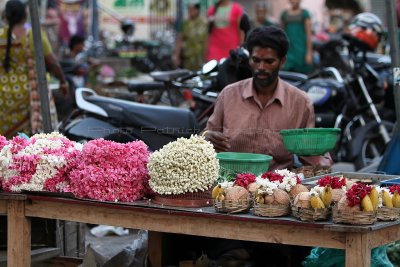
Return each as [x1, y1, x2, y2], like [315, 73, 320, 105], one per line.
[245, 26, 289, 58]
[69, 35, 85, 50]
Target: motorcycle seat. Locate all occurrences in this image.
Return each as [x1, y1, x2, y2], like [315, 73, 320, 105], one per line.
[127, 81, 164, 93]
[149, 69, 191, 82]
[86, 94, 199, 138]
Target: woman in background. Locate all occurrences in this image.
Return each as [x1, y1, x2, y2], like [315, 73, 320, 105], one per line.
[0, 0, 68, 138]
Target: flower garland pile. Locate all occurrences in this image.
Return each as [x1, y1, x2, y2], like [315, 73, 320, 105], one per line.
[317, 175, 346, 189]
[148, 135, 219, 195]
[260, 169, 301, 193]
[346, 183, 371, 207]
[66, 139, 150, 202]
[0, 132, 82, 192]
[234, 173, 256, 189]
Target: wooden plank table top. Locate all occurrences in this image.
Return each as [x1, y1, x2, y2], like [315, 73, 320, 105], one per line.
[3, 192, 400, 267]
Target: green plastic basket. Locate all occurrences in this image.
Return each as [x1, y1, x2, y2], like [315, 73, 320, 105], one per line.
[280, 128, 341, 156]
[217, 152, 273, 178]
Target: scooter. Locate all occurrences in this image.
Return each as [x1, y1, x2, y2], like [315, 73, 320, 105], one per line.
[57, 61, 219, 151]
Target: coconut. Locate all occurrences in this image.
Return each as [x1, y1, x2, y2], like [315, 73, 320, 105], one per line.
[272, 189, 290, 205]
[332, 188, 345, 202]
[294, 192, 311, 208]
[248, 182, 260, 194]
[337, 196, 360, 212]
[264, 194, 275, 204]
[289, 184, 309, 198]
[225, 186, 249, 201]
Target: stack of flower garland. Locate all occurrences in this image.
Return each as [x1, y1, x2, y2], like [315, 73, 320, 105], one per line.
[148, 135, 219, 195]
[0, 132, 82, 192]
[66, 139, 151, 202]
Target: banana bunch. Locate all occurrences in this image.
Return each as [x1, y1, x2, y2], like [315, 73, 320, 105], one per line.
[382, 190, 393, 208]
[361, 195, 374, 211]
[321, 185, 332, 207]
[211, 184, 224, 199]
[369, 187, 379, 211]
[310, 193, 325, 209]
[255, 192, 265, 204]
[393, 191, 400, 208]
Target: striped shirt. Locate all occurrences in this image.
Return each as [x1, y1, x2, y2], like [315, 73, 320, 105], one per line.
[206, 77, 332, 170]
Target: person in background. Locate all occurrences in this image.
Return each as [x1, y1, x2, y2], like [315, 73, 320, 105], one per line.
[206, 0, 244, 61]
[251, 1, 276, 28]
[205, 25, 331, 171]
[280, 0, 313, 74]
[173, 0, 208, 71]
[0, 0, 69, 138]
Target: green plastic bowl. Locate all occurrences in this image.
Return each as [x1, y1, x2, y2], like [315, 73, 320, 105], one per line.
[280, 128, 341, 156]
[217, 152, 273, 177]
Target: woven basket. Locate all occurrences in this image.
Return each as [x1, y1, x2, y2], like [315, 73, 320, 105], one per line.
[213, 199, 250, 213]
[254, 203, 290, 217]
[293, 166, 315, 178]
[377, 207, 400, 221]
[332, 207, 377, 225]
[314, 166, 333, 176]
[291, 206, 331, 221]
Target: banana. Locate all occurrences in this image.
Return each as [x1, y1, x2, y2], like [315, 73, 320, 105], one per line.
[369, 187, 379, 210]
[321, 185, 332, 207]
[216, 192, 225, 201]
[393, 191, 400, 208]
[310, 193, 325, 209]
[255, 194, 265, 204]
[361, 195, 374, 212]
[382, 190, 393, 208]
[212, 184, 222, 199]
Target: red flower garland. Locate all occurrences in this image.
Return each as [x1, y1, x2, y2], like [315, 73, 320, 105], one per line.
[317, 175, 346, 189]
[261, 171, 284, 182]
[388, 185, 400, 194]
[234, 173, 256, 189]
[346, 183, 371, 207]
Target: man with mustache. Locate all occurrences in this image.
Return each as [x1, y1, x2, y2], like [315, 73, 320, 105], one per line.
[205, 25, 331, 170]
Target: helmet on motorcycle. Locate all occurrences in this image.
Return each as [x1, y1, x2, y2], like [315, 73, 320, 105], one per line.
[346, 12, 383, 51]
[121, 19, 135, 36]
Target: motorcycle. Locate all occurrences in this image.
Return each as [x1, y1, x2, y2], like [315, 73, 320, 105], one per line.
[56, 59, 220, 150]
[283, 33, 393, 170]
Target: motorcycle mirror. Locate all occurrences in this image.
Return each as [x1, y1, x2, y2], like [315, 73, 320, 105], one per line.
[202, 60, 218, 74]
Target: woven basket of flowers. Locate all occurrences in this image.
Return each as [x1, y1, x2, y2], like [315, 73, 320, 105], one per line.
[250, 174, 291, 217]
[376, 185, 400, 221]
[333, 183, 377, 225]
[291, 191, 331, 222]
[148, 135, 219, 208]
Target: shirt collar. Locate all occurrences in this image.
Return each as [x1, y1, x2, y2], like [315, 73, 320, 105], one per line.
[242, 78, 285, 106]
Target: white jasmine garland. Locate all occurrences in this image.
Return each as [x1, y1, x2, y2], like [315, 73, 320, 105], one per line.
[255, 176, 278, 195]
[148, 135, 219, 195]
[274, 169, 299, 192]
[309, 185, 324, 197]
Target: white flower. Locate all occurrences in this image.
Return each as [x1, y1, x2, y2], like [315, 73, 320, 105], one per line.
[148, 135, 219, 195]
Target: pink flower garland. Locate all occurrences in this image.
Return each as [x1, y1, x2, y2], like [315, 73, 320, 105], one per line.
[66, 139, 151, 202]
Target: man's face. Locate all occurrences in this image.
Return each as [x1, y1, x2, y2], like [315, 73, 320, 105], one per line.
[249, 46, 285, 88]
[255, 7, 267, 22]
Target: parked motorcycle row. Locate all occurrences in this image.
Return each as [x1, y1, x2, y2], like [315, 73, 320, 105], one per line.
[56, 27, 395, 171]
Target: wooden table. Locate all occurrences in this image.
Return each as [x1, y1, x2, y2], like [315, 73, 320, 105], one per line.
[3, 193, 400, 267]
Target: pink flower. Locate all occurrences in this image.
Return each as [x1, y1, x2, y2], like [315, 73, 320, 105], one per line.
[66, 139, 151, 202]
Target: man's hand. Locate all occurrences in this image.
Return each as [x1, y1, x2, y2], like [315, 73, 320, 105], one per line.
[59, 82, 70, 97]
[204, 130, 231, 152]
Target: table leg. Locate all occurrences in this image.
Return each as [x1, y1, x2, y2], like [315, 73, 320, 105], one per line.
[7, 200, 31, 267]
[345, 232, 371, 267]
[148, 231, 163, 267]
